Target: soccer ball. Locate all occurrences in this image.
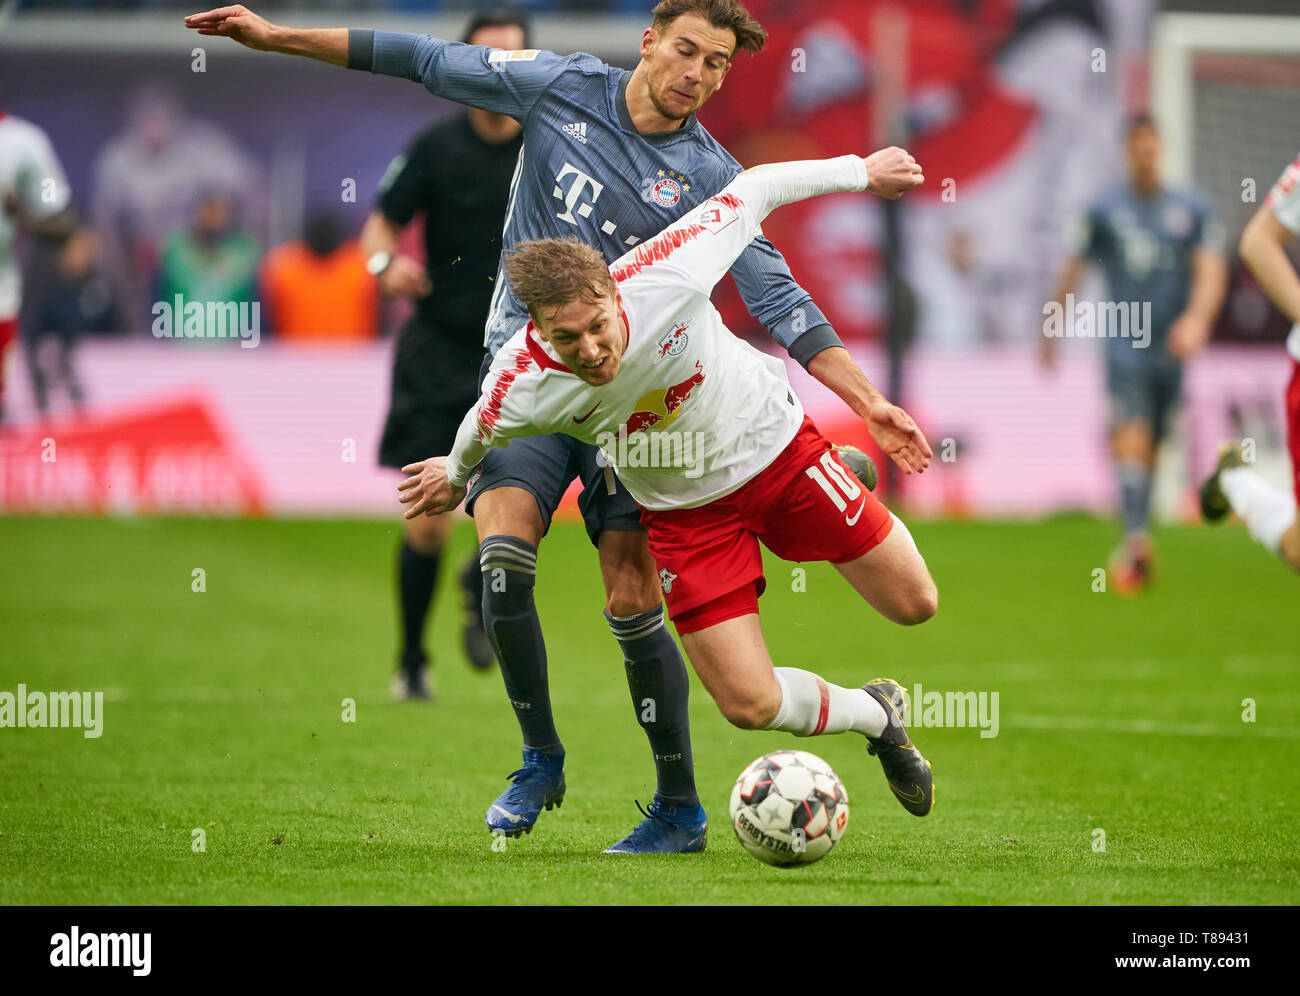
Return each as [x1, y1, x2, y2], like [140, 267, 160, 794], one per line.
[729, 749, 849, 866]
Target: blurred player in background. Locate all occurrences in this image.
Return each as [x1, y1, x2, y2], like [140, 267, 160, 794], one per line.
[0, 108, 74, 425]
[399, 150, 937, 820]
[1045, 114, 1226, 593]
[1200, 153, 1300, 572]
[361, 10, 529, 701]
[185, 0, 885, 853]
[92, 86, 262, 334]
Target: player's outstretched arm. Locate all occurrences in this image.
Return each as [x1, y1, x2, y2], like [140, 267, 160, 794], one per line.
[805, 348, 932, 475]
[1168, 247, 1227, 358]
[1240, 206, 1300, 323]
[397, 457, 465, 519]
[184, 6, 348, 65]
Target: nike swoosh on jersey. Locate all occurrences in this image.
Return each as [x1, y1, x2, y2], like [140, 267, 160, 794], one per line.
[846, 496, 866, 526]
[573, 402, 601, 423]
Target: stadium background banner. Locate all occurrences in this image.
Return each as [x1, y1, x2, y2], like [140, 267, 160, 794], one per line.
[3, 0, 1296, 521]
[1, 342, 1288, 519]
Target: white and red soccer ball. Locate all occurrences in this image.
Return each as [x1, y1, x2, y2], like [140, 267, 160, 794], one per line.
[729, 749, 849, 866]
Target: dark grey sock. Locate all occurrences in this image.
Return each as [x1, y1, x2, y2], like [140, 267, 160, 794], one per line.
[397, 540, 440, 672]
[480, 535, 562, 753]
[1118, 460, 1153, 537]
[606, 605, 699, 808]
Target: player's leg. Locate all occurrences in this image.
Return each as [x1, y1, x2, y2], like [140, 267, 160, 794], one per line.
[1202, 360, 1300, 572]
[643, 443, 933, 817]
[576, 446, 705, 853]
[756, 419, 937, 625]
[379, 321, 490, 699]
[1107, 359, 1161, 592]
[391, 510, 454, 700]
[737, 418, 933, 813]
[677, 606, 931, 816]
[832, 513, 937, 625]
[467, 435, 574, 836]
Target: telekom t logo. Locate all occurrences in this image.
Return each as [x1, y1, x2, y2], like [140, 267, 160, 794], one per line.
[553, 162, 604, 225]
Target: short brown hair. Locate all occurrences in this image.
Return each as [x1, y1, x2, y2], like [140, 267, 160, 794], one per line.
[504, 236, 617, 324]
[651, 0, 767, 56]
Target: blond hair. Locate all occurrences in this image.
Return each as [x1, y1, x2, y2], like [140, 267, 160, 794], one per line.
[504, 236, 617, 323]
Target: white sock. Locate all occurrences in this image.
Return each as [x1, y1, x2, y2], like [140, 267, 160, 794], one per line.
[1220, 467, 1297, 555]
[767, 667, 887, 738]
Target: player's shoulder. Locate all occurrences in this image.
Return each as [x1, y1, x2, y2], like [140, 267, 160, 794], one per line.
[675, 120, 743, 182]
[1087, 184, 1129, 216]
[0, 112, 53, 149]
[1166, 184, 1213, 215]
[495, 47, 609, 78]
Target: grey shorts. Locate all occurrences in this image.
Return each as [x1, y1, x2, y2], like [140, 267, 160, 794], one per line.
[1107, 358, 1183, 441]
[464, 353, 642, 546]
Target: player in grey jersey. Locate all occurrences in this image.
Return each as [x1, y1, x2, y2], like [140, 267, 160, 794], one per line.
[186, 0, 925, 852]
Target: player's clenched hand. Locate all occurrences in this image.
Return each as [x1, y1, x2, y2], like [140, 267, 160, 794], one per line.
[379, 256, 434, 299]
[863, 147, 924, 200]
[1166, 313, 1211, 359]
[397, 457, 466, 518]
[184, 6, 278, 50]
[864, 400, 932, 475]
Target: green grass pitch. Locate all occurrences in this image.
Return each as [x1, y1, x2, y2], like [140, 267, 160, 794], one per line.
[1, 514, 1297, 905]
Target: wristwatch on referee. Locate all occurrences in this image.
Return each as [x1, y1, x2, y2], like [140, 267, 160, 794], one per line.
[366, 251, 392, 277]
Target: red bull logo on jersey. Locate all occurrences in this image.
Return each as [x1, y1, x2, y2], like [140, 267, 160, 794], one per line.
[655, 322, 690, 363]
[621, 362, 706, 435]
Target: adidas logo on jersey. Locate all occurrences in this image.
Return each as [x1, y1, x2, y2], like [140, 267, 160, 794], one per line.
[561, 122, 589, 144]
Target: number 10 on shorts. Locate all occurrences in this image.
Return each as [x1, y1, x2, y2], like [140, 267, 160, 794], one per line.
[804, 452, 861, 511]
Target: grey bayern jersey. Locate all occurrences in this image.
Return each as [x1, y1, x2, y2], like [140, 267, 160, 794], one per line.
[348, 30, 840, 363]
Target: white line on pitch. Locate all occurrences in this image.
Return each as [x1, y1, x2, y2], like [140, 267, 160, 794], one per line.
[1007, 714, 1300, 740]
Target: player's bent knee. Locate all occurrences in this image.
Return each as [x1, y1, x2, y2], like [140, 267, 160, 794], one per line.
[888, 576, 938, 626]
[719, 696, 777, 731]
[907, 580, 939, 625]
[473, 486, 544, 547]
[605, 586, 662, 618]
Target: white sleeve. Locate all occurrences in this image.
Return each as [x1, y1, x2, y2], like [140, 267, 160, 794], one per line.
[18, 124, 71, 219]
[444, 342, 539, 487]
[1267, 153, 1300, 236]
[610, 155, 869, 297]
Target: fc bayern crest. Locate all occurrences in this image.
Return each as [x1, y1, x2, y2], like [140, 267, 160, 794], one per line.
[652, 177, 682, 207]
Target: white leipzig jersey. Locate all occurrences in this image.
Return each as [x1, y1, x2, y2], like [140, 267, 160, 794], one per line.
[1266, 151, 1300, 361]
[0, 112, 71, 320]
[445, 155, 869, 510]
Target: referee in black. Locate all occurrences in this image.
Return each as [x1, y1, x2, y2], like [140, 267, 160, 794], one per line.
[363, 10, 528, 701]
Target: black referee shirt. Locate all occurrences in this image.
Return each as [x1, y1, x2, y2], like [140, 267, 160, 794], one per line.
[377, 112, 523, 344]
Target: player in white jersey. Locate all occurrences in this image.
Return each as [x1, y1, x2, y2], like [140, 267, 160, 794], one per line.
[0, 111, 73, 423]
[400, 148, 939, 816]
[1200, 153, 1300, 572]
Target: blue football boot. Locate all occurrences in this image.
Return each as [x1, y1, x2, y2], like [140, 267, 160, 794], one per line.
[604, 798, 708, 854]
[485, 747, 566, 838]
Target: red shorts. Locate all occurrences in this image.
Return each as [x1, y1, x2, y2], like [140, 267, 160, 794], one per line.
[642, 416, 893, 634]
[0, 318, 14, 402]
[1287, 359, 1300, 507]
